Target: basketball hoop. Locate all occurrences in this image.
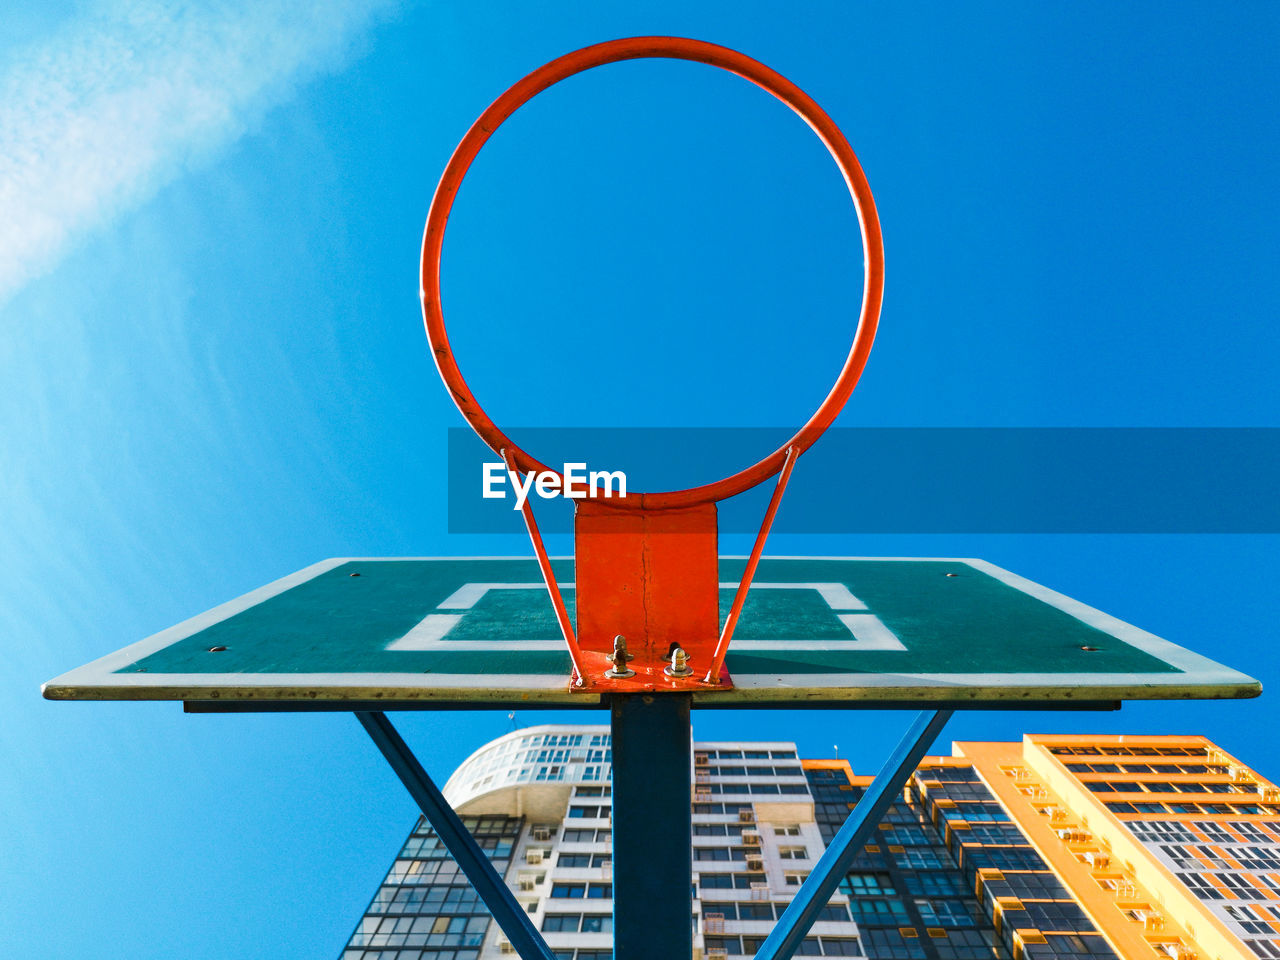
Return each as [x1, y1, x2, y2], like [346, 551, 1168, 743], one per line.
[422, 36, 885, 691]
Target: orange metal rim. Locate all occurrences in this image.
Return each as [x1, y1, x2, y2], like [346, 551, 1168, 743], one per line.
[421, 35, 885, 509]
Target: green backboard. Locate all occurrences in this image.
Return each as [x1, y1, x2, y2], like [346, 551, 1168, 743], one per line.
[42, 557, 1260, 708]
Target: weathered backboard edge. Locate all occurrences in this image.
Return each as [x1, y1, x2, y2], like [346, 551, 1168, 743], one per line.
[41, 557, 1262, 708]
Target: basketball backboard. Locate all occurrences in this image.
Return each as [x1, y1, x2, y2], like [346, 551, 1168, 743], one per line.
[42, 556, 1260, 708]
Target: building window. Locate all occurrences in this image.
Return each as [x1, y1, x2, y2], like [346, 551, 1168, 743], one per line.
[947, 802, 1010, 822]
[915, 899, 977, 928]
[1020, 933, 1118, 960]
[1217, 873, 1267, 900]
[1175, 873, 1225, 900]
[848, 898, 910, 923]
[1232, 821, 1272, 842]
[1225, 905, 1276, 935]
[862, 926, 928, 959]
[1127, 821, 1196, 843]
[694, 847, 732, 861]
[904, 873, 967, 897]
[1020, 901, 1095, 933]
[843, 872, 897, 896]
[545, 880, 610, 899]
[894, 847, 948, 869]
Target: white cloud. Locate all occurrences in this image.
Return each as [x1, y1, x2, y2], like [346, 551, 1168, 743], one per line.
[0, 0, 399, 302]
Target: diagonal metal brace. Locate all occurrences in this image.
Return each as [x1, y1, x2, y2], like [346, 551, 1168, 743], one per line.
[356, 712, 557, 960]
[753, 710, 953, 960]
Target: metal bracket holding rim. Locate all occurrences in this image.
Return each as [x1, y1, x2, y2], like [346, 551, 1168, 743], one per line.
[500, 447, 589, 688]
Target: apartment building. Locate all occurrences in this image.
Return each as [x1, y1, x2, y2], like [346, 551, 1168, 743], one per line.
[337, 729, 1279, 960]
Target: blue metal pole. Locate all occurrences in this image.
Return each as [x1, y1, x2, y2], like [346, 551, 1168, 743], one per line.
[611, 693, 693, 960]
[754, 710, 953, 960]
[355, 712, 558, 960]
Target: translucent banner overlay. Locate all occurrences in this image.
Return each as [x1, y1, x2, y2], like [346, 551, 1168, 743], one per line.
[447, 428, 1280, 534]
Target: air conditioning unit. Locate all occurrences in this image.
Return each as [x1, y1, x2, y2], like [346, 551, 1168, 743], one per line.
[746, 857, 765, 872]
[1145, 914, 1166, 932]
[525, 850, 543, 864]
[706, 950, 728, 960]
[1084, 852, 1110, 869]
[499, 940, 515, 954]
[695, 753, 710, 767]
[695, 790, 712, 801]
[532, 827, 552, 842]
[696, 773, 711, 785]
[750, 882, 770, 900]
[519, 879, 536, 892]
[1262, 786, 1280, 802]
[738, 810, 756, 823]
[704, 913, 725, 934]
[742, 832, 762, 846]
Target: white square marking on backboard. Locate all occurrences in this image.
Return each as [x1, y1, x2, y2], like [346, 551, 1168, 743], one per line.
[385, 582, 898, 652]
[386, 614, 465, 650]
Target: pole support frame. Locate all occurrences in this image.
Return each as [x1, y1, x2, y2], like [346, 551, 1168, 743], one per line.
[355, 711, 558, 960]
[754, 710, 954, 960]
[355, 705, 953, 960]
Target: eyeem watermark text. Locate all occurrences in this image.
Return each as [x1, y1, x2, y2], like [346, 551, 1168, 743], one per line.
[483, 462, 627, 510]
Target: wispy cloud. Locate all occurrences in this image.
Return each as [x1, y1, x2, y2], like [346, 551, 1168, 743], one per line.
[0, 0, 399, 303]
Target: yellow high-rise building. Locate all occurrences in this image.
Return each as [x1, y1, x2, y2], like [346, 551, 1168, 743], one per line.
[803, 734, 1280, 960]
[938, 735, 1280, 960]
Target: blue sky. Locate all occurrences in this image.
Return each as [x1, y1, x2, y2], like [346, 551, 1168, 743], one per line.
[2, 2, 1277, 957]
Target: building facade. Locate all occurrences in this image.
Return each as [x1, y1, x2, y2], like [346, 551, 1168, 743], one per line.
[338, 730, 1280, 960]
